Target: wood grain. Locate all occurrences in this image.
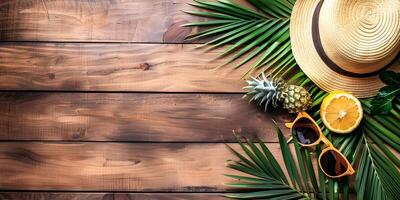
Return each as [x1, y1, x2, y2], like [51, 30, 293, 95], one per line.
[0, 0, 366, 198]
[0, 92, 292, 142]
[0, 0, 198, 42]
[0, 192, 113, 200]
[114, 193, 226, 200]
[0, 142, 284, 191]
[114, 193, 357, 200]
[0, 43, 247, 92]
[0, 193, 226, 200]
[0, 192, 357, 200]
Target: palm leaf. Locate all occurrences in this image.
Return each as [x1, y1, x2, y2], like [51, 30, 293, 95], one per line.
[184, 0, 295, 78]
[226, 88, 399, 200]
[307, 88, 400, 200]
[225, 125, 312, 200]
[186, 1, 400, 199]
[355, 135, 400, 200]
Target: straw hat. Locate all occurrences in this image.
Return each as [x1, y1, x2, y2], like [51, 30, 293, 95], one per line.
[290, 0, 400, 98]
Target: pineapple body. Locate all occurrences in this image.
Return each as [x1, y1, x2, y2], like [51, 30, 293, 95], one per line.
[281, 85, 312, 113]
[244, 74, 312, 113]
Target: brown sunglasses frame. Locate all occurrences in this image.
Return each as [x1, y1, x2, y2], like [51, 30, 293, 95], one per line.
[285, 112, 355, 178]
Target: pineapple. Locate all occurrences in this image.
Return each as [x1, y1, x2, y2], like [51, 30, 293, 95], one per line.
[244, 73, 312, 113]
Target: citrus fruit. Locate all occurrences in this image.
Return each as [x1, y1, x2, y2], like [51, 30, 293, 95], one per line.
[320, 91, 363, 134]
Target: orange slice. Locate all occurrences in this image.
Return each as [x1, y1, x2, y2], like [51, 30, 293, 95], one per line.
[320, 91, 363, 134]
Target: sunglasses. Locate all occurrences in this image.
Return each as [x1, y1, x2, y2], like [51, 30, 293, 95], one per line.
[285, 112, 355, 178]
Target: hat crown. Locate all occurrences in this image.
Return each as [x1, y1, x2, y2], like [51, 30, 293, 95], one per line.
[319, 0, 400, 74]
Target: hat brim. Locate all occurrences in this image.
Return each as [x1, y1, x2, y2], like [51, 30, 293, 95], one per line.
[290, 0, 400, 98]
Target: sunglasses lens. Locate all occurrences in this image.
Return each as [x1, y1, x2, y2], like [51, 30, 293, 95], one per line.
[320, 150, 348, 177]
[292, 118, 320, 145]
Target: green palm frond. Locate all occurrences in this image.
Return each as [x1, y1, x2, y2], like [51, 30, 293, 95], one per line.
[355, 135, 400, 200]
[238, 71, 400, 200]
[225, 71, 399, 200]
[185, 1, 400, 199]
[305, 79, 400, 200]
[184, 0, 295, 78]
[225, 126, 317, 199]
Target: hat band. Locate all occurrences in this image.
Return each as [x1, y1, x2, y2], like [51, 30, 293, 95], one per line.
[311, 0, 391, 78]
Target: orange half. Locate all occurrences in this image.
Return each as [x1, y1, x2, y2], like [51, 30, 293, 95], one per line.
[320, 91, 363, 134]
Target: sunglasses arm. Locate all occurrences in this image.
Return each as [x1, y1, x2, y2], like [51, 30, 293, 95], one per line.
[320, 134, 334, 147]
[285, 112, 312, 129]
[285, 122, 293, 129]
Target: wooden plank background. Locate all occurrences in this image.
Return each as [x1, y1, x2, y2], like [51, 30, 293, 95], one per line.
[0, 142, 286, 191]
[0, 0, 361, 199]
[0, 92, 291, 142]
[0, 193, 228, 200]
[0, 43, 248, 92]
[0, 0, 196, 42]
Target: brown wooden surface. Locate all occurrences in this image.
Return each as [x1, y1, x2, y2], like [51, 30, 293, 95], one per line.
[0, 0, 257, 43]
[0, 0, 289, 198]
[0, 0, 361, 199]
[0, 192, 114, 200]
[0, 0, 197, 42]
[0, 92, 291, 142]
[0, 43, 246, 92]
[0, 192, 358, 200]
[0, 142, 284, 191]
[0, 193, 227, 200]
[114, 193, 227, 200]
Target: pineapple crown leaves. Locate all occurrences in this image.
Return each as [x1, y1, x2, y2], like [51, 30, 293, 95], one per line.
[243, 73, 286, 111]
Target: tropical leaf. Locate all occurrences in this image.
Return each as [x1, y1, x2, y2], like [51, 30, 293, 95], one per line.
[184, 0, 296, 78]
[265, 71, 399, 200]
[310, 90, 400, 200]
[225, 126, 315, 200]
[309, 87, 400, 200]
[355, 135, 400, 200]
[225, 89, 400, 200]
[371, 86, 400, 114]
[185, 1, 400, 199]
[225, 64, 399, 200]
[379, 71, 400, 86]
